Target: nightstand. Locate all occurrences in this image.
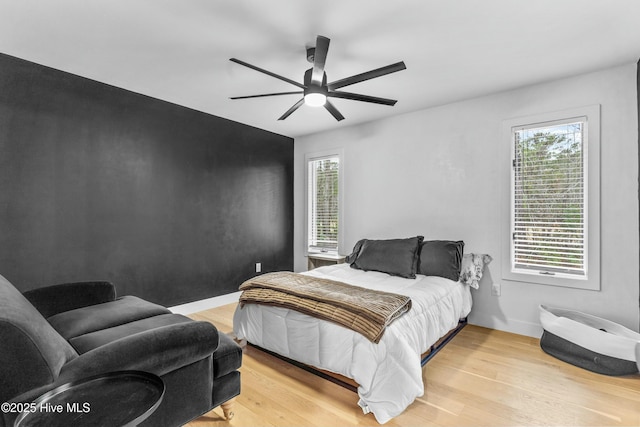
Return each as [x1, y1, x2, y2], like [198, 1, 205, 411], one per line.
[307, 252, 346, 270]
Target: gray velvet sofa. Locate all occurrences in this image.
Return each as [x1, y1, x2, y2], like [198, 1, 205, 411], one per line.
[0, 273, 242, 427]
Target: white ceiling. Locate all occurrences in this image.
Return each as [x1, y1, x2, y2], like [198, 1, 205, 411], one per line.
[1, 0, 639, 138]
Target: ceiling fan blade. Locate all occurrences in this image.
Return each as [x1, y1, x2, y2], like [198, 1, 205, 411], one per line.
[328, 91, 397, 106]
[311, 36, 330, 85]
[324, 100, 345, 121]
[327, 61, 406, 91]
[278, 98, 305, 120]
[230, 58, 305, 89]
[230, 91, 303, 100]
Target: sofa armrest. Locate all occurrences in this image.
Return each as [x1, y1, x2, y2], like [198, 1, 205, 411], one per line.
[2, 321, 220, 427]
[58, 320, 220, 382]
[23, 281, 116, 318]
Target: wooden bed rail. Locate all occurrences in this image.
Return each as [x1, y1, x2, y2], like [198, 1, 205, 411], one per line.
[421, 318, 467, 366]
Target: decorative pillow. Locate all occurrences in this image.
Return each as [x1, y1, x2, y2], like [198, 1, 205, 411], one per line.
[418, 240, 464, 281]
[344, 239, 365, 264]
[459, 253, 493, 289]
[347, 236, 424, 278]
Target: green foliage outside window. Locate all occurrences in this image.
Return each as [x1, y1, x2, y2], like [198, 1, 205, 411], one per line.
[513, 122, 585, 274]
[311, 158, 339, 250]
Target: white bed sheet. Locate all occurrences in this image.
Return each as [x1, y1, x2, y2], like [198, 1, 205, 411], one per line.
[233, 264, 472, 423]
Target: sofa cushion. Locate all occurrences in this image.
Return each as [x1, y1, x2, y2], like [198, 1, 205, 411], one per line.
[69, 313, 194, 354]
[23, 281, 117, 318]
[0, 274, 77, 403]
[213, 333, 242, 379]
[48, 296, 171, 340]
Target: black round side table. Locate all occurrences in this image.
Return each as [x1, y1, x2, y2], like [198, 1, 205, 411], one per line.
[14, 370, 165, 427]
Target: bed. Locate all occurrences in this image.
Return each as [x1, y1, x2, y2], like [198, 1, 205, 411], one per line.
[233, 237, 491, 423]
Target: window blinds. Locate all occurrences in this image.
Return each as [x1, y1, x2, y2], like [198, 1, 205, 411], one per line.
[308, 156, 339, 251]
[512, 119, 586, 276]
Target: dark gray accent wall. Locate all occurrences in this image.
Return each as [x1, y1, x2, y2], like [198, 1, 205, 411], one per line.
[0, 53, 293, 306]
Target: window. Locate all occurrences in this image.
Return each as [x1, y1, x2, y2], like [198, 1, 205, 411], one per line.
[306, 150, 343, 254]
[502, 106, 600, 290]
[513, 120, 586, 275]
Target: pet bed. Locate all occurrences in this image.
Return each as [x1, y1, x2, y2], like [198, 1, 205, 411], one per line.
[539, 305, 640, 376]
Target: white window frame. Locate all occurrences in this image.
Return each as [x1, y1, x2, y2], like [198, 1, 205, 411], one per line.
[305, 148, 344, 255]
[501, 105, 600, 290]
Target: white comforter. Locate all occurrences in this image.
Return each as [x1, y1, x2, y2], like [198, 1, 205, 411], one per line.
[233, 264, 472, 423]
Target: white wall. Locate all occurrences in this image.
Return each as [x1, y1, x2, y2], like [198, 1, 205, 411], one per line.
[294, 63, 639, 337]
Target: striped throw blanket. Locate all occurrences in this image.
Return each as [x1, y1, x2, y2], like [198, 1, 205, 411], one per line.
[238, 272, 411, 343]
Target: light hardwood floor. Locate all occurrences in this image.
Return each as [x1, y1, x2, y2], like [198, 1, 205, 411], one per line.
[187, 303, 640, 426]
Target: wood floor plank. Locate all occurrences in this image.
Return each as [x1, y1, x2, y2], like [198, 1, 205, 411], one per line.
[187, 303, 640, 426]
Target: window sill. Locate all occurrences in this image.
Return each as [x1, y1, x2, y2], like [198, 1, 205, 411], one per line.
[306, 251, 343, 261]
[502, 268, 599, 291]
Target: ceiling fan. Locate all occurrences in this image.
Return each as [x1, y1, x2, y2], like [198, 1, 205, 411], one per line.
[229, 35, 406, 121]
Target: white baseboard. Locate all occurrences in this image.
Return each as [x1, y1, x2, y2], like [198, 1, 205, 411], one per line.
[169, 291, 241, 315]
[469, 312, 543, 338]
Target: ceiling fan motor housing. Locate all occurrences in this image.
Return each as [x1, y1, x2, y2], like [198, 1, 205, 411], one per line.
[303, 68, 327, 88]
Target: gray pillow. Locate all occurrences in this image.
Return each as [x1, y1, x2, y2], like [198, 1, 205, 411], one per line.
[418, 240, 464, 281]
[348, 236, 424, 278]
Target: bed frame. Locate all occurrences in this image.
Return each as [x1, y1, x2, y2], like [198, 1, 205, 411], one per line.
[421, 318, 468, 365]
[247, 318, 468, 393]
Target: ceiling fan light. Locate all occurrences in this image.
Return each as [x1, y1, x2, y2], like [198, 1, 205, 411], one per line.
[304, 92, 327, 107]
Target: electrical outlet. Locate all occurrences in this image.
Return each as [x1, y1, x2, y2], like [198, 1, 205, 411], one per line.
[255, 262, 261, 273]
[491, 283, 501, 296]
